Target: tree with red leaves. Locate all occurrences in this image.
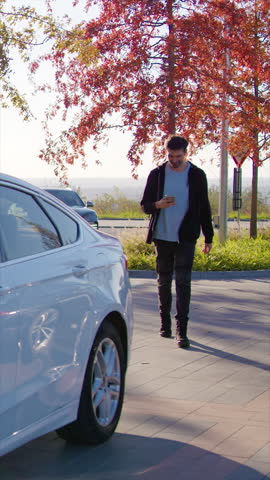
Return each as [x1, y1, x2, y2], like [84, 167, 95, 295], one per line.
[38, 0, 269, 237]
[182, 0, 269, 237]
[39, 0, 227, 179]
[225, 0, 270, 237]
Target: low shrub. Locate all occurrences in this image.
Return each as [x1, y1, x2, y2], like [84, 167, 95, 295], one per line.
[120, 230, 270, 271]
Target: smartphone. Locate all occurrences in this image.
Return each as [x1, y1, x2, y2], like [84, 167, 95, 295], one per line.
[164, 195, 176, 203]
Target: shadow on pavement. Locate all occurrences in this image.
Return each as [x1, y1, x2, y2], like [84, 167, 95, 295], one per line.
[0, 432, 267, 480]
[190, 340, 270, 372]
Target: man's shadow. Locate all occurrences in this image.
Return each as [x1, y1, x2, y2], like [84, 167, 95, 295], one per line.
[189, 339, 270, 372]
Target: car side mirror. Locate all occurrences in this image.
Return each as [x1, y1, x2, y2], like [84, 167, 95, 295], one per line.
[87, 201, 94, 208]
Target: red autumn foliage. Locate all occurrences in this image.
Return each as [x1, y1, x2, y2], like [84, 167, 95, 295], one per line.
[38, 0, 269, 180]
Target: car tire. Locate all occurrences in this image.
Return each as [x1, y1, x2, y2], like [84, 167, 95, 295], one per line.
[56, 321, 126, 444]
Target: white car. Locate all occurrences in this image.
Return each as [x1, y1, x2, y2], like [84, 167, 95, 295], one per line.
[0, 174, 133, 457]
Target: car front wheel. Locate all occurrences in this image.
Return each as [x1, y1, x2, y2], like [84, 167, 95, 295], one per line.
[56, 321, 126, 444]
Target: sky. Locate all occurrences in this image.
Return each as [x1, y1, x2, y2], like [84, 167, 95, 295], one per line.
[0, 1, 269, 192]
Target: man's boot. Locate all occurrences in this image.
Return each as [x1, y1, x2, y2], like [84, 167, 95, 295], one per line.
[160, 317, 172, 338]
[176, 320, 190, 348]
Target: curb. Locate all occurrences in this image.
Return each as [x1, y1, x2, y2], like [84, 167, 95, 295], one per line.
[100, 218, 270, 222]
[128, 270, 270, 280]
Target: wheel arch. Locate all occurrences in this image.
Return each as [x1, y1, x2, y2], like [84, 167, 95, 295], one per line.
[101, 311, 128, 371]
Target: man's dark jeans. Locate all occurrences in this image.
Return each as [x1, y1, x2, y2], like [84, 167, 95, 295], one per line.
[154, 239, 196, 337]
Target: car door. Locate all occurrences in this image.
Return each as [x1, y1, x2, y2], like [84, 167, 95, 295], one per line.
[0, 241, 20, 441]
[0, 184, 95, 434]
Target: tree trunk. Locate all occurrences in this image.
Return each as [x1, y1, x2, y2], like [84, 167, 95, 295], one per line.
[250, 3, 259, 239]
[218, 29, 230, 244]
[167, 0, 176, 134]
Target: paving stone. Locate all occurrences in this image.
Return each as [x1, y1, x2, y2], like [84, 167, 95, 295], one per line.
[117, 411, 156, 433]
[246, 390, 270, 410]
[152, 417, 216, 442]
[190, 421, 243, 450]
[125, 395, 205, 417]
[251, 411, 270, 423]
[182, 453, 257, 480]
[192, 382, 235, 402]
[195, 403, 254, 422]
[214, 425, 270, 458]
[152, 378, 217, 400]
[225, 369, 270, 387]
[166, 361, 216, 380]
[181, 364, 236, 383]
[130, 415, 183, 437]
[126, 376, 177, 395]
[249, 443, 270, 463]
[212, 385, 269, 405]
[225, 462, 269, 480]
[245, 461, 270, 476]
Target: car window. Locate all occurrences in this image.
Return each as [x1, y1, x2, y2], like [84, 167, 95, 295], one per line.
[0, 186, 61, 261]
[39, 199, 79, 245]
[46, 189, 85, 207]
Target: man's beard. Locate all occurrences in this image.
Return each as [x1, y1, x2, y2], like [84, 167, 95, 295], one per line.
[169, 159, 185, 169]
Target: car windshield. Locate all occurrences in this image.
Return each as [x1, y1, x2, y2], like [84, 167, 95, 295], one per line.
[46, 190, 85, 207]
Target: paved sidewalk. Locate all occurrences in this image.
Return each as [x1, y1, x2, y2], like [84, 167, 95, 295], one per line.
[1, 277, 269, 479]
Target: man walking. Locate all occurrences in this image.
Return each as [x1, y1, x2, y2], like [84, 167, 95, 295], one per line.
[140, 135, 213, 348]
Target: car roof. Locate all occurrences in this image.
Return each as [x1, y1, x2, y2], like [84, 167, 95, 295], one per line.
[0, 174, 76, 212]
[0, 174, 73, 195]
[0, 173, 45, 195]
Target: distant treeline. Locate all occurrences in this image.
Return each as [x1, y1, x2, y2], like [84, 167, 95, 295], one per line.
[86, 186, 270, 219]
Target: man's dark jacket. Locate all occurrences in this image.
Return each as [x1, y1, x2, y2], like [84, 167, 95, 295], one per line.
[140, 161, 214, 245]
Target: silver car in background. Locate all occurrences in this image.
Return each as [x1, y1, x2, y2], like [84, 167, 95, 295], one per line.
[0, 174, 133, 457]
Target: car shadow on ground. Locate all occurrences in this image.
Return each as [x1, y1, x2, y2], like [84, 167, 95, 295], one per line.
[0, 432, 267, 480]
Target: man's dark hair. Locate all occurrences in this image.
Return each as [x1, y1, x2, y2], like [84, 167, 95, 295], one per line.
[165, 135, 189, 151]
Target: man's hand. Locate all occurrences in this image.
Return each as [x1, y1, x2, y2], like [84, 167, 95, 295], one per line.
[155, 196, 176, 209]
[203, 243, 212, 254]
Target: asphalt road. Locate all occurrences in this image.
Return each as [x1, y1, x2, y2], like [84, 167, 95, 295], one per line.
[98, 219, 270, 238]
[99, 218, 270, 230]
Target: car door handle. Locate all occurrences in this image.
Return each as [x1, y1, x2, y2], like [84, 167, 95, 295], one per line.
[72, 265, 88, 277]
[0, 285, 10, 292]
